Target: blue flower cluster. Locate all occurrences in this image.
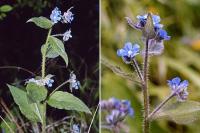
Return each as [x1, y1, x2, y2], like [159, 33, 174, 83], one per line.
[136, 14, 170, 41]
[62, 7, 74, 24]
[50, 7, 74, 42]
[117, 42, 140, 63]
[100, 98, 134, 125]
[50, 7, 74, 24]
[167, 77, 189, 102]
[26, 74, 54, 88]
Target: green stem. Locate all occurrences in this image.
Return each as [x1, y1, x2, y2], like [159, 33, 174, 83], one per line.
[41, 28, 52, 133]
[41, 28, 52, 79]
[0, 115, 15, 133]
[47, 80, 70, 100]
[143, 38, 150, 133]
[148, 93, 175, 120]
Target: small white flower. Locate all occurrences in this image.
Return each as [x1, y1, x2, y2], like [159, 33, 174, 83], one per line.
[63, 29, 72, 41]
[26, 74, 54, 87]
[69, 72, 80, 92]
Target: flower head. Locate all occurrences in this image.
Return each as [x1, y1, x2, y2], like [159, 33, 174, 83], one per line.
[157, 29, 171, 41]
[137, 14, 162, 28]
[72, 124, 80, 133]
[50, 7, 62, 24]
[63, 29, 72, 41]
[69, 72, 80, 91]
[126, 13, 170, 41]
[167, 77, 189, 102]
[101, 98, 134, 117]
[106, 110, 121, 125]
[117, 42, 140, 64]
[26, 74, 54, 88]
[62, 7, 74, 23]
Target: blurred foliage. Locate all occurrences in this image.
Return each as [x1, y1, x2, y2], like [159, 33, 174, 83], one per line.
[15, 0, 51, 13]
[101, 0, 200, 132]
[0, 5, 12, 20]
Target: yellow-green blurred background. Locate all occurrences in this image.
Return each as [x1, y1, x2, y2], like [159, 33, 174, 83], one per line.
[101, 0, 200, 132]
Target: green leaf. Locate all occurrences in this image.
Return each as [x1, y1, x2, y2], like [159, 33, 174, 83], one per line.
[48, 36, 68, 67]
[27, 17, 53, 29]
[47, 91, 91, 114]
[152, 100, 200, 124]
[0, 5, 13, 12]
[41, 44, 59, 58]
[26, 83, 47, 103]
[8, 85, 44, 122]
[101, 58, 139, 83]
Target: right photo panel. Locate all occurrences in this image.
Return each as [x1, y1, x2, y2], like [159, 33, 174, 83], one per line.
[101, 0, 200, 133]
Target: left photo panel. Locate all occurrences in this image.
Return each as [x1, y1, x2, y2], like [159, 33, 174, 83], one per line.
[0, 0, 99, 133]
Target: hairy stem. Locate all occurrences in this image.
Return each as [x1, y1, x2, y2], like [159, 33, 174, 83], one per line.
[41, 28, 52, 79]
[41, 28, 52, 133]
[47, 80, 70, 100]
[142, 38, 150, 133]
[148, 93, 175, 120]
[132, 59, 144, 83]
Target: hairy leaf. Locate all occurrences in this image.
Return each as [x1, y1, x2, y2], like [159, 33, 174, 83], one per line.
[26, 83, 47, 103]
[47, 91, 91, 114]
[27, 17, 53, 29]
[48, 36, 68, 67]
[8, 85, 44, 122]
[152, 100, 200, 124]
[101, 58, 139, 83]
[41, 44, 59, 58]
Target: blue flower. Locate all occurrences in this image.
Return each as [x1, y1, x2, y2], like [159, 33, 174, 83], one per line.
[63, 29, 72, 41]
[72, 124, 80, 133]
[157, 29, 171, 41]
[120, 100, 134, 116]
[117, 42, 140, 63]
[62, 7, 74, 23]
[50, 7, 62, 24]
[167, 77, 189, 102]
[69, 72, 80, 91]
[106, 110, 120, 125]
[46, 79, 54, 87]
[137, 14, 162, 27]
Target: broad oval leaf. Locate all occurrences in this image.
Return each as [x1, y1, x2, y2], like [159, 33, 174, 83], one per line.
[41, 44, 59, 58]
[8, 84, 45, 122]
[0, 5, 12, 12]
[27, 17, 53, 29]
[48, 36, 68, 67]
[152, 100, 200, 124]
[47, 91, 91, 114]
[26, 83, 47, 103]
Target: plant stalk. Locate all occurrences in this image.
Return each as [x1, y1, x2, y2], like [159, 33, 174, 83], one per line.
[41, 28, 52, 133]
[142, 38, 150, 133]
[41, 28, 52, 79]
[132, 59, 144, 83]
[148, 93, 175, 120]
